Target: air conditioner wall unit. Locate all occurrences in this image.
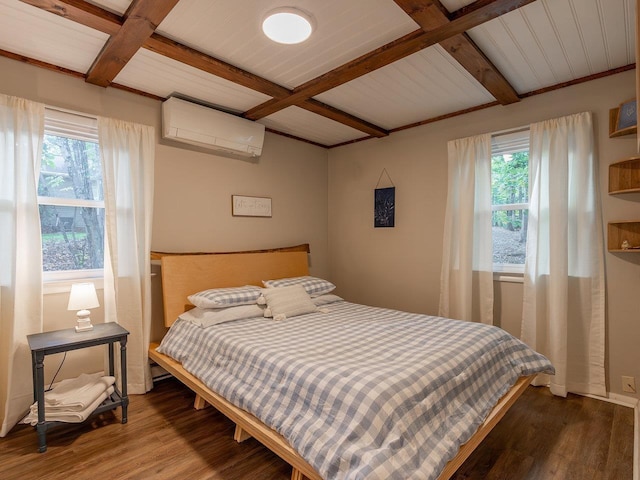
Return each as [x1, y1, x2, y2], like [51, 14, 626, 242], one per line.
[162, 97, 265, 158]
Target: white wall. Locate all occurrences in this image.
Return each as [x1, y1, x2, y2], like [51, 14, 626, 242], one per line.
[328, 69, 640, 399]
[0, 56, 329, 383]
[2, 52, 638, 400]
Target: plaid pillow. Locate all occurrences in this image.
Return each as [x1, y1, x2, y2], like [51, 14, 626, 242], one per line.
[262, 276, 335, 297]
[188, 285, 262, 309]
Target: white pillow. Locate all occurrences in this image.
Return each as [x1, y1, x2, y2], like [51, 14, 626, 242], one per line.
[262, 276, 335, 297]
[188, 285, 262, 309]
[260, 284, 317, 320]
[178, 304, 264, 328]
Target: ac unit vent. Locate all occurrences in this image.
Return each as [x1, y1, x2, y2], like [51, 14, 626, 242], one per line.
[162, 97, 265, 158]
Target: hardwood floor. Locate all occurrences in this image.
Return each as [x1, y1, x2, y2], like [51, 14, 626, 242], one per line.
[0, 378, 633, 480]
[451, 387, 634, 480]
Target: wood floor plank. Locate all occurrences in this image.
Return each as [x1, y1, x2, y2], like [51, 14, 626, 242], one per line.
[451, 387, 634, 480]
[0, 378, 633, 480]
[603, 404, 635, 480]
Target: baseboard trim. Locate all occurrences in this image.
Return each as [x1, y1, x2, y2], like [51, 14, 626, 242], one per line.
[583, 391, 639, 408]
[150, 364, 172, 382]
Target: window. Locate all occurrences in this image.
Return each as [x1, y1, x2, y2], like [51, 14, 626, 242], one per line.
[38, 109, 104, 281]
[491, 129, 530, 273]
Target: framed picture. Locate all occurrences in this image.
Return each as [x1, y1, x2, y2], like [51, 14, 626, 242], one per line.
[374, 187, 395, 228]
[231, 195, 272, 217]
[616, 99, 637, 131]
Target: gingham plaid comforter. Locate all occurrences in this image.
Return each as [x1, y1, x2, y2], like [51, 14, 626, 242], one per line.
[157, 300, 553, 480]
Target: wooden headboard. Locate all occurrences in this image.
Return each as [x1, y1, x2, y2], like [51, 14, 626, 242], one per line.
[160, 249, 310, 326]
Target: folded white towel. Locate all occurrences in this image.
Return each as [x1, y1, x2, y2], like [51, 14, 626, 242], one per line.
[22, 386, 115, 426]
[45, 373, 115, 409]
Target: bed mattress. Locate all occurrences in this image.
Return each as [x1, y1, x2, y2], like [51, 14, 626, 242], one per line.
[157, 299, 553, 479]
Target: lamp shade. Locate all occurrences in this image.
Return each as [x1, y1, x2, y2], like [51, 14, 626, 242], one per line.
[67, 283, 99, 311]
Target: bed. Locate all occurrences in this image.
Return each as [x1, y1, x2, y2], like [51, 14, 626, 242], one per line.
[148, 246, 553, 480]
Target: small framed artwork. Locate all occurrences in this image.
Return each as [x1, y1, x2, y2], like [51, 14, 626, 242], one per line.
[232, 195, 272, 217]
[374, 187, 395, 228]
[616, 99, 637, 131]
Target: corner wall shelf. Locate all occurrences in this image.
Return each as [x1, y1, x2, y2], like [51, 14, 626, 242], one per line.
[609, 156, 640, 194]
[608, 221, 640, 252]
[609, 107, 637, 138]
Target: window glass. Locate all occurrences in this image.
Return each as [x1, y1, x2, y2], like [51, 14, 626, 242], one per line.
[38, 110, 104, 275]
[39, 135, 103, 201]
[491, 130, 530, 269]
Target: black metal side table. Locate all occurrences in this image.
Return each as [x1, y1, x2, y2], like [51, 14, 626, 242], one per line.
[27, 322, 129, 453]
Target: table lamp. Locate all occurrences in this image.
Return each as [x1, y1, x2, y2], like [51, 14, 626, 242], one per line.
[67, 282, 99, 332]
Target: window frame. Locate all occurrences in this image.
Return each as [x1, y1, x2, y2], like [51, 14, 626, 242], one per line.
[490, 129, 530, 275]
[39, 108, 104, 285]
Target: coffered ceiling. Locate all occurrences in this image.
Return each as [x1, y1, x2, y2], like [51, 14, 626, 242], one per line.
[0, 0, 635, 147]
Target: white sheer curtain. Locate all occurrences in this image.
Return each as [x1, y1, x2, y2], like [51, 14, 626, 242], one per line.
[439, 133, 494, 324]
[521, 111, 605, 397]
[0, 95, 45, 436]
[99, 117, 155, 394]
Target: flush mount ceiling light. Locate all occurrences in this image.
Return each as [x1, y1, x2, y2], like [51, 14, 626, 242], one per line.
[262, 7, 315, 45]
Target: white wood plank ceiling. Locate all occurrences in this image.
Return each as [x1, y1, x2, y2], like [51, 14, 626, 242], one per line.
[0, 0, 635, 148]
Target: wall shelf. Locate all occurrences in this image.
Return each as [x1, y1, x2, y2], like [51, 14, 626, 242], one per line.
[609, 156, 640, 194]
[608, 221, 640, 252]
[609, 106, 637, 138]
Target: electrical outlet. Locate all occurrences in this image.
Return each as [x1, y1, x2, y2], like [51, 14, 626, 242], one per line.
[622, 376, 636, 393]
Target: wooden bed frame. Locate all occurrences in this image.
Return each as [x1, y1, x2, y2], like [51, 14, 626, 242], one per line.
[148, 247, 534, 480]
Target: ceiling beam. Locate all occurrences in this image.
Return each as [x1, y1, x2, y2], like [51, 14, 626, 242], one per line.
[393, 0, 519, 104]
[244, 0, 534, 120]
[144, 35, 387, 137]
[19, 0, 122, 35]
[299, 99, 389, 137]
[86, 0, 179, 87]
[20, 0, 388, 138]
[144, 34, 291, 100]
[20, 0, 291, 98]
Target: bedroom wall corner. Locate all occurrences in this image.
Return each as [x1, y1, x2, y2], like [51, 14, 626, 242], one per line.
[327, 69, 640, 399]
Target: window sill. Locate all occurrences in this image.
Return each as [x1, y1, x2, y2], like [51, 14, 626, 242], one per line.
[493, 273, 524, 284]
[43, 277, 104, 295]
[493, 262, 524, 274]
[493, 263, 524, 283]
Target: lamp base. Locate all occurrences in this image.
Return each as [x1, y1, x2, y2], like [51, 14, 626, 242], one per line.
[75, 311, 94, 332]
